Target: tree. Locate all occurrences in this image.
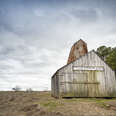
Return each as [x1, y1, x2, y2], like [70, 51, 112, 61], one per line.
[12, 85, 21, 91]
[96, 46, 116, 73]
[106, 47, 116, 73]
[26, 88, 33, 92]
[96, 46, 112, 60]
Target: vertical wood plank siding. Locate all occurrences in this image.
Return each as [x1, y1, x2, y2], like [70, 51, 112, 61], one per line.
[51, 51, 116, 98]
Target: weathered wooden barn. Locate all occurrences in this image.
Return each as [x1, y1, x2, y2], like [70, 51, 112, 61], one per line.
[51, 40, 116, 98]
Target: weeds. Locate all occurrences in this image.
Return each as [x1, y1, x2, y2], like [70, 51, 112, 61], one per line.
[40, 101, 57, 111]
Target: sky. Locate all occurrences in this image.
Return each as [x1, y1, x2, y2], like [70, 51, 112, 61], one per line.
[0, 0, 116, 91]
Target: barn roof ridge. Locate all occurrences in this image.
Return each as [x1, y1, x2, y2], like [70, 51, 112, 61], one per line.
[51, 49, 114, 78]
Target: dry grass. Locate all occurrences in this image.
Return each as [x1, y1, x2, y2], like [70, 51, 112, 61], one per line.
[0, 91, 116, 116]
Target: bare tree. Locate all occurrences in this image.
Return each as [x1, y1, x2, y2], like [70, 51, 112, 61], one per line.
[26, 88, 33, 92]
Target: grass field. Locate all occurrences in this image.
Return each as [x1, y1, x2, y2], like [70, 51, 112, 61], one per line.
[0, 91, 116, 116]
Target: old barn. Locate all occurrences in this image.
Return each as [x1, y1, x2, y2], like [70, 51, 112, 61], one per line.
[51, 40, 116, 98]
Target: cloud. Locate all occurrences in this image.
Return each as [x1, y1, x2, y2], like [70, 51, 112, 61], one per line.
[71, 8, 98, 23]
[0, 0, 116, 90]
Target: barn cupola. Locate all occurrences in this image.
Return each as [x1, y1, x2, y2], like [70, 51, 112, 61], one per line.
[67, 39, 88, 64]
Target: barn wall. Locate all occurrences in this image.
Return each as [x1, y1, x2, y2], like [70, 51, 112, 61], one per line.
[51, 73, 60, 98]
[57, 51, 116, 97]
[51, 75, 55, 97]
[51, 76, 54, 96]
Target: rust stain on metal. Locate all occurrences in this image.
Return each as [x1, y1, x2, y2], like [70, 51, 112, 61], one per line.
[67, 39, 88, 64]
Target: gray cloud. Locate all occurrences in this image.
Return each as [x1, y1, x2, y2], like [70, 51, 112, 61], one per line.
[71, 8, 98, 23]
[0, 0, 116, 90]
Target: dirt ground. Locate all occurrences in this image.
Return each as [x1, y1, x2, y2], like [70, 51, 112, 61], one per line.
[0, 91, 116, 116]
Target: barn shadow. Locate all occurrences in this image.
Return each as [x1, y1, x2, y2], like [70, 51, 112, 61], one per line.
[62, 97, 114, 99]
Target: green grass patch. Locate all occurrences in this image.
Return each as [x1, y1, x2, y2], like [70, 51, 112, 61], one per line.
[40, 101, 64, 111]
[42, 102, 57, 108]
[95, 100, 107, 108]
[64, 98, 99, 103]
[63, 97, 116, 109]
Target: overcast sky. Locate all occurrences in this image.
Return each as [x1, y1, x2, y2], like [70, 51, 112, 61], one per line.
[0, 0, 116, 91]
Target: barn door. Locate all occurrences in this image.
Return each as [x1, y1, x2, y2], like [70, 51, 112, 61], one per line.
[87, 71, 100, 97]
[73, 71, 100, 97]
[73, 73, 88, 97]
